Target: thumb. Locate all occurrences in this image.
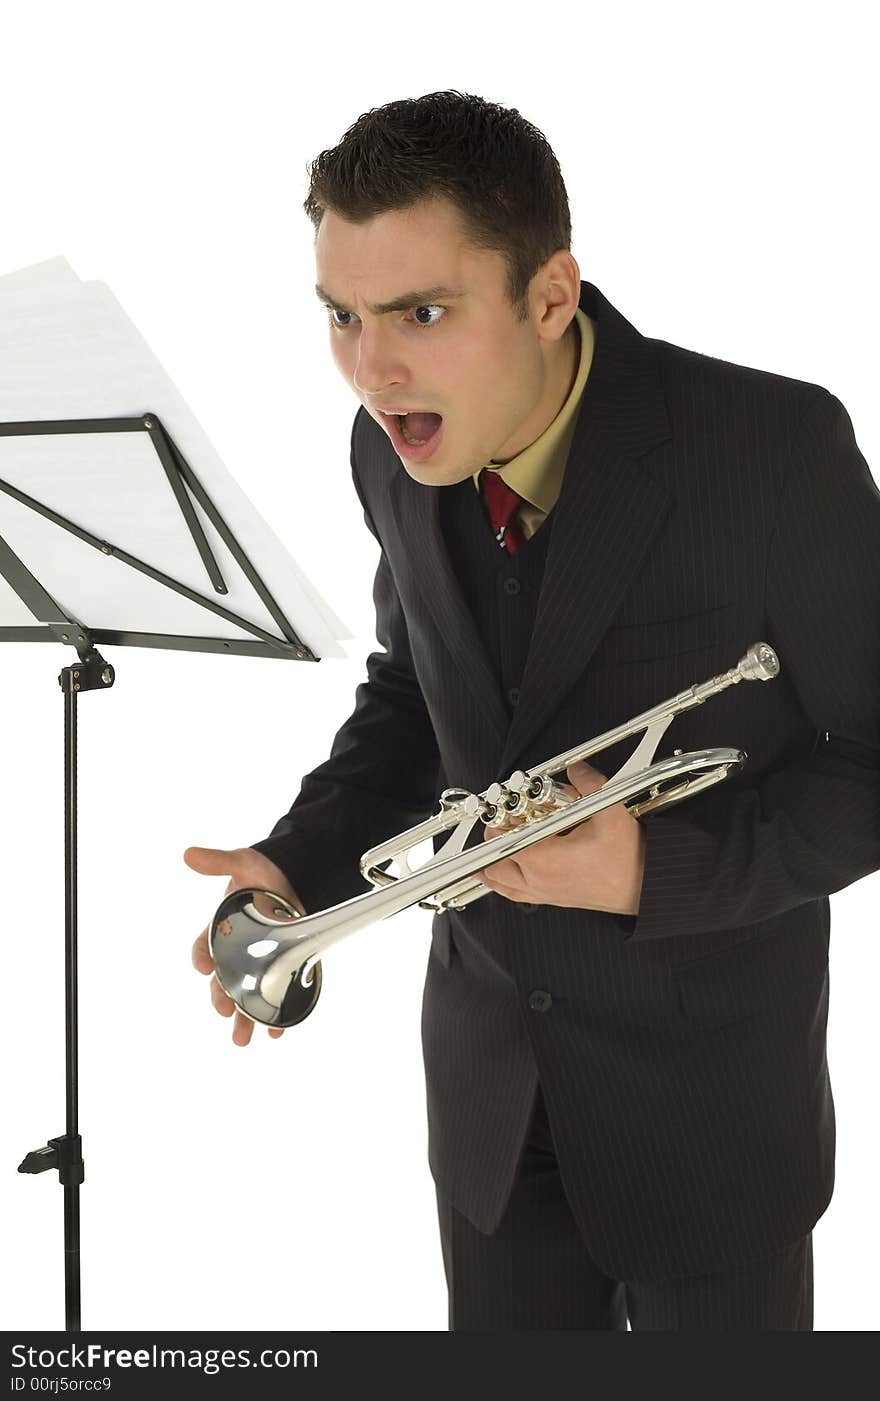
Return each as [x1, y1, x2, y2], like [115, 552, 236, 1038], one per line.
[183, 845, 239, 877]
[565, 760, 608, 796]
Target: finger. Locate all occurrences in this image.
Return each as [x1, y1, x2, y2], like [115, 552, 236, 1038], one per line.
[479, 857, 526, 890]
[183, 845, 236, 876]
[210, 972, 236, 1018]
[268, 1027, 285, 1039]
[566, 761, 608, 796]
[479, 859, 523, 886]
[232, 1010, 255, 1047]
[481, 874, 532, 902]
[192, 928, 213, 974]
[567, 760, 608, 780]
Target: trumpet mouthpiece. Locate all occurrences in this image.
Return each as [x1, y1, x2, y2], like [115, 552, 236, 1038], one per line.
[740, 642, 780, 682]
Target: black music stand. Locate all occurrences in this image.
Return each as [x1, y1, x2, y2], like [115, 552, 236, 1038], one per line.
[1, 412, 317, 1331]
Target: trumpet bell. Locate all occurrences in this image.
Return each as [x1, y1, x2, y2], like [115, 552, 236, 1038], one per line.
[208, 888, 322, 1027]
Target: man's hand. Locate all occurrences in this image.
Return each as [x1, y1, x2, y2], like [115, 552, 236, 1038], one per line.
[185, 845, 306, 1046]
[475, 761, 646, 915]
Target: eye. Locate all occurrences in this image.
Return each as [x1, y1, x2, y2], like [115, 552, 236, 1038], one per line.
[325, 304, 447, 330]
[327, 307, 360, 329]
[409, 304, 446, 329]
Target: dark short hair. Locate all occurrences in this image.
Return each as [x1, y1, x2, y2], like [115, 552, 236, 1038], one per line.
[303, 90, 572, 322]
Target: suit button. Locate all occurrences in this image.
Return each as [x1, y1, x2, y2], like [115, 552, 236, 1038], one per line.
[528, 989, 553, 1013]
[503, 577, 521, 596]
[508, 687, 520, 705]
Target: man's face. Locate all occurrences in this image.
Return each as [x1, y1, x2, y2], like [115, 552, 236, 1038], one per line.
[314, 196, 576, 486]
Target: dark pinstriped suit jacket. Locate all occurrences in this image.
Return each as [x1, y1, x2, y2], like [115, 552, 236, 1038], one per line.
[253, 280, 880, 1280]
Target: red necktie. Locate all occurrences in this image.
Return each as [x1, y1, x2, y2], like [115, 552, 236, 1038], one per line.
[479, 468, 526, 555]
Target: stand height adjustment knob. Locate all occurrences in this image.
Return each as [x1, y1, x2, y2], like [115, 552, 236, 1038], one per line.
[18, 1133, 84, 1186]
[18, 1144, 58, 1174]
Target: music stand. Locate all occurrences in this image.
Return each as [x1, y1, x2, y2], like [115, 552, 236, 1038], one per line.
[1, 410, 325, 1331]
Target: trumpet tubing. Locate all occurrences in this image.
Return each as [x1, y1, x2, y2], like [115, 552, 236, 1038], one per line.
[208, 642, 780, 1028]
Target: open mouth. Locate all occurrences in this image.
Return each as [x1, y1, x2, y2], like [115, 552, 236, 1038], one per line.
[379, 410, 444, 461]
[397, 411, 442, 445]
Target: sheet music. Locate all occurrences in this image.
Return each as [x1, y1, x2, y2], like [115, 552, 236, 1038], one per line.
[0, 257, 351, 658]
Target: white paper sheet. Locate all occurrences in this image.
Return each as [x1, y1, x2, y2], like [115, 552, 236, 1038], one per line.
[0, 255, 80, 295]
[0, 257, 351, 658]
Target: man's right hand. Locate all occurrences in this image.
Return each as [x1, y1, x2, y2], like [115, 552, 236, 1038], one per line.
[185, 845, 306, 1047]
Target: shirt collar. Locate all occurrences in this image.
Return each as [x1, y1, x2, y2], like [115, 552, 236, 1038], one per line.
[471, 305, 596, 514]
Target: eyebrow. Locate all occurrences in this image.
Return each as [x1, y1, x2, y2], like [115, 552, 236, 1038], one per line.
[315, 283, 466, 315]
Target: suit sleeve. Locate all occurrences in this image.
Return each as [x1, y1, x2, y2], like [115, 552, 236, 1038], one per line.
[625, 389, 880, 941]
[250, 412, 441, 913]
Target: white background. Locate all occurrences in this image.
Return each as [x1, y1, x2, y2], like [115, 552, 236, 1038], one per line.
[1, 0, 877, 1334]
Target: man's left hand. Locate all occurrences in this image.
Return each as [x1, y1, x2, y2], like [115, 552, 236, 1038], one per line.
[476, 760, 646, 915]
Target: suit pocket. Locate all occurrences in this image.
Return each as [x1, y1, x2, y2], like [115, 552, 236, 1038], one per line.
[596, 602, 735, 666]
[672, 910, 830, 1026]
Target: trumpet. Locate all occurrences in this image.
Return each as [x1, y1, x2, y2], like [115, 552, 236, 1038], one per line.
[209, 641, 780, 1028]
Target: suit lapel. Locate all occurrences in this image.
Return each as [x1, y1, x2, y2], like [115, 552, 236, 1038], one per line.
[388, 280, 674, 758]
[498, 422, 671, 770]
[499, 284, 673, 768]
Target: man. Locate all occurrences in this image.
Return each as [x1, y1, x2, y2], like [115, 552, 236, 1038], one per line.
[187, 91, 880, 1330]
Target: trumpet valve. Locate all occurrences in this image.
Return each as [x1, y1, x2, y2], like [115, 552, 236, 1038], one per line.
[526, 774, 554, 804]
[464, 791, 500, 824]
[521, 780, 578, 823]
[480, 781, 513, 826]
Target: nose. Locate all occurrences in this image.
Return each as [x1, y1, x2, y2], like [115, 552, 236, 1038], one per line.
[351, 323, 406, 399]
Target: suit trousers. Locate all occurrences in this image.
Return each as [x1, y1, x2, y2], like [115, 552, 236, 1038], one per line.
[435, 1082, 814, 1331]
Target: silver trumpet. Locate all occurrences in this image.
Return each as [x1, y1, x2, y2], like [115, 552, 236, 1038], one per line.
[209, 641, 780, 1028]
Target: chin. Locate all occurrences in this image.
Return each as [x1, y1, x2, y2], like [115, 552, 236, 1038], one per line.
[403, 459, 477, 488]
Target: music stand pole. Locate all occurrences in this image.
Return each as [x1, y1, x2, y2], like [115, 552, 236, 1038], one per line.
[3, 411, 315, 1329]
[18, 642, 114, 1332]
